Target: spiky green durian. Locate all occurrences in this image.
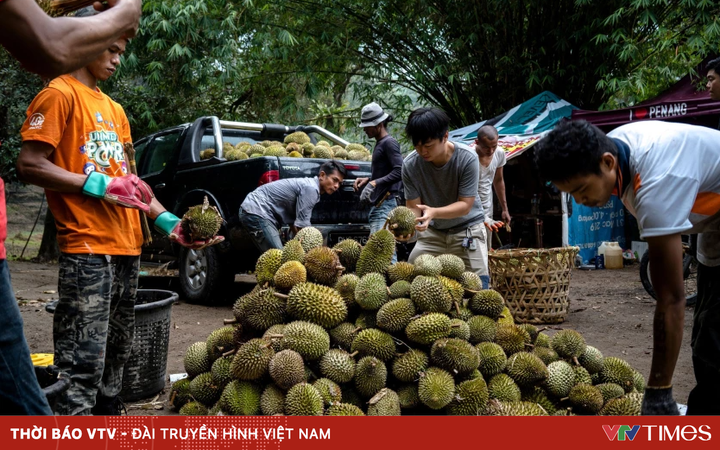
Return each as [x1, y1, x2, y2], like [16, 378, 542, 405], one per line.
[210, 356, 233, 388]
[376, 298, 416, 332]
[545, 360, 576, 398]
[263, 145, 288, 157]
[438, 275, 465, 306]
[449, 305, 474, 321]
[355, 272, 389, 310]
[326, 403, 365, 416]
[367, 388, 401, 416]
[411, 275, 452, 313]
[329, 322, 359, 350]
[311, 146, 334, 159]
[533, 346, 560, 365]
[230, 338, 274, 380]
[495, 324, 530, 355]
[260, 384, 286, 415]
[632, 370, 646, 392]
[285, 382, 324, 415]
[469, 289, 505, 319]
[255, 248, 283, 286]
[355, 311, 377, 329]
[239, 287, 286, 330]
[313, 378, 342, 407]
[335, 274, 359, 309]
[397, 384, 421, 409]
[181, 196, 223, 241]
[392, 349, 429, 383]
[285, 281, 347, 328]
[332, 239, 361, 273]
[333, 149, 348, 160]
[386, 206, 416, 238]
[446, 376, 489, 415]
[551, 329, 587, 361]
[319, 349, 356, 384]
[497, 306, 515, 325]
[206, 326, 236, 362]
[263, 324, 285, 352]
[521, 386, 558, 415]
[280, 321, 330, 361]
[304, 246, 344, 286]
[345, 143, 367, 152]
[600, 357, 635, 392]
[431, 338, 480, 375]
[219, 380, 262, 415]
[459, 271, 482, 296]
[169, 378, 192, 411]
[301, 142, 315, 157]
[488, 373, 522, 402]
[354, 356, 387, 398]
[268, 349, 305, 389]
[284, 131, 311, 145]
[351, 328, 396, 362]
[405, 313, 452, 345]
[448, 318, 471, 340]
[294, 227, 324, 252]
[535, 332, 551, 348]
[189, 372, 222, 406]
[418, 367, 455, 410]
[436, 254, 466, 280]
[568, 383, 604, 414]
[467, 315, 498, 344]
[476, 342, 508, 378]
[599, 392, 643, 416]
[505, 352, 549, 387]
[388, 280, 411, 299]
[184, 341, 211, 379]
[489, 400, 548, 416]
[387, 262, 415, 283]
[413, 254, 442, 277]
[281, 239, 305, 264]
[573, 365, 593, 385]
[356, 229, 396, 276]
[179, 400, 208, 415]
[596, 383, 626, 403]
[274, 261, 307, 291]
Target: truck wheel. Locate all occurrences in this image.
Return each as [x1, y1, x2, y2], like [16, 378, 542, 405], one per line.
[178, 245, 234, 304]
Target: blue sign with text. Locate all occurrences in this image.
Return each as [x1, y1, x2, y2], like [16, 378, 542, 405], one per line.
[568, 196, 626, 264]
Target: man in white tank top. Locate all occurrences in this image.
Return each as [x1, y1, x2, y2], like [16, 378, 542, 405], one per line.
[474, 125, 510, 251]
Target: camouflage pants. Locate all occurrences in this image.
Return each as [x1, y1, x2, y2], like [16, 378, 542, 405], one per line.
[54, 254, 139, 416]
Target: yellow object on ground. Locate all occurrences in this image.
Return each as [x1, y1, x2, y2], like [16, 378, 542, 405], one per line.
[31, 353, 54, 366]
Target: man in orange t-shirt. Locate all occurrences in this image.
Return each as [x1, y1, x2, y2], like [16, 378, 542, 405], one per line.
[17, 28, 222, 415]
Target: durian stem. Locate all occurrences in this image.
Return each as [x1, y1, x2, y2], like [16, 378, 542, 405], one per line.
[353, 327, 362, 333]
[454, 300, 461, 315]
[168, 390, 177, 407]
[524, 343, 535, 349]
[274, 293, 290, 300]
[450, 323, 462, 328]
[223, 318, 237, 325]
[349, 351, 359, 357]
[266, 334, 284, 339]
[222, 349, 236, 357]
[387, 287, 392, 296]
[465, 288, 480, 294]
[560, 397, 569, 402]
[336, 265, 345, 272]
[572, 357, 580, 366]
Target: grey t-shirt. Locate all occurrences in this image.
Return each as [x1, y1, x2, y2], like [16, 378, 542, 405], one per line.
[241, 176, 321, 228]
[402, 141, 484, 230]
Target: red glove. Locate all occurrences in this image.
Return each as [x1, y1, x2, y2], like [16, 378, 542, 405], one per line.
[154, 211, 225, 250]
[484, 218, 504, 232]
[82, 172, 154, 214]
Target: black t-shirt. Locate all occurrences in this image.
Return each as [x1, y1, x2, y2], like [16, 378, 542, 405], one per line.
[370, 134, 403, 203]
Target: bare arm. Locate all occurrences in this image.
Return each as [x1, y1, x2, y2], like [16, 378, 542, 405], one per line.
[0, 0, 141, 78]
[645, 234, 686, 387]
[493, 166, 511, 223]
[16, 140, 85, 192]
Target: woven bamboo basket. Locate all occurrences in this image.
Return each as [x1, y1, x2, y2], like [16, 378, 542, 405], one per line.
[488, 246, 579, 324]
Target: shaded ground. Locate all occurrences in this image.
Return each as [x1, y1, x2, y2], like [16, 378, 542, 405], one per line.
[10, 260, 695, 415]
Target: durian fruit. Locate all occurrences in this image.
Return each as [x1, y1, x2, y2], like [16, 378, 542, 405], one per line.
[220, 380, 262, 415]
[288, 151, 304, 158]
[341, 387, 364, 410]
[181, 196, 223, 240]
[285, 142, 301, 153]
[497, 306, 515, 325]
[210, 356, 233, 388]
[387, 262, 415, 283]
[449, 305, 474, 322]
[356, 229, 396, 277]
[330, 145, 344, 155]
[301, 142, 315, 157]
[355, 272, 389, 310]
[573, 365, 593, 385]
[413, 254, 442, 277]
[274, 261, 307, 291]
[250, 153, 264, 158]
[535, 332, 551, 348]
[388, 280, 411, 299]
[281, 239, 305, 264]
[576, 345, 604, 374]
[533, 346, 560, 365]
[346, 143, 367, 152]
[568, 383, 604, 414]
[280, 321, 330, 361]
[459, 271, 483, 296]
[418, 367, 455, 410]
[467, 315, 498, 344]
[255, 248, 283, 286]
[334, 148, 348, 159]
[351, 328, 396, 362]
[367, 388, 401, 416]
[449, 318, 471, 340]
[392, 349, 429, 383]
[313, 378, 342, 407]
[235, 142, 251, 151]
[376, 298, 416, 332]
[199, 148, 215, 160]
[521, 386, 558, 415]
[348, 150, 369, 161]
[329, 322, 359, 350]
[596, 383, 626, 403]
[206, 326, 235, 362]
[284, 282, 347, 328]
[294, 227, 324, 252]
[284, 131, 311, 145]
[240, 287, 286, 331]
[268, 349, 305, 389]
[632, 370, 646, 392]
[327, 403, 365, 416]
[247, 144, 266, 155]
[224, 148, 240, 161]
[230, 338, 274, 380]
[411, 276, 452, 313]
[169, 378, 192, 411]
[551, 329, 587, 362]
[476, 342, 508, 378]
[518, 324, 540, 344]
[505, 352, 549, 387]
[356, 311, 377, 330]
[446, 376, 489, 415]
[397, 384, 421, 409]
[355, 356, 387, 398]
[285, 382, 324, 415]
[386, 206, 416, 239]
[319, 349, 356, 384]
[599, 392, 642, 416]
[545, 360, 576, 398]
[437, 254, 466, 280]
[311, 146, 334, 159]
[600, 357, 635, 392]
[179, 400, 208, 415]
[335, 274, 359, 309]
[189, 372, 223, 406]
[489, 400, 548, 416]
[260, 384, 286, 415]
[431, 338, 480, 375]
[405, 313, 452, 345]
[495, 324, 530, 355]
[332, 239, 361, 273]
[259, 140, 274, 147]
[438, 275, 464, 306]
[469, 289, 505, 319]
[304, 246, 344, 286]
[316, 140, 331, 148]
[184, 341, 211, 379]
[488, 374, 522, 402]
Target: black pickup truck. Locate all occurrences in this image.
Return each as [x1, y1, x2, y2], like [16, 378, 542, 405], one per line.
[133, 116, 372, 304]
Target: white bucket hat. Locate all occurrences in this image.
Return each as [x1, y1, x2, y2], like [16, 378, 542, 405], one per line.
[359, 102, 390, 127]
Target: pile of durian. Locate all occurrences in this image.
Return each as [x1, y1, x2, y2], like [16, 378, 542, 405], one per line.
[171, 207, 645, 416]
[200, 131, 371, 161]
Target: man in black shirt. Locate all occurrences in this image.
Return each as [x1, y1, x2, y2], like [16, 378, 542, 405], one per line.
[354, 103, 403, 257]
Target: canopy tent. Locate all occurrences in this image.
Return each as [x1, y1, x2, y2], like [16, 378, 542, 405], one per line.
[449, 91, 577, 159]
[572, 71, 720, 130]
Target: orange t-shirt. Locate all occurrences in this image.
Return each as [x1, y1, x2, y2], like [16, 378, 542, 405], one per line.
[20, 75, 142, 256]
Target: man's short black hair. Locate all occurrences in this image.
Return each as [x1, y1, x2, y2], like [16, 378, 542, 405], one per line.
[707, 57, 720, 74]
[477, 124, 498, 140]
[320, 160, 347, 179]
[405, 107, 450, 146]
[534, 120, 617, 183]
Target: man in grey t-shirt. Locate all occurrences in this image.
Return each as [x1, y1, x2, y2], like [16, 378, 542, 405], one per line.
[239, 160, 346, 252]
[401, 107, 489, 287]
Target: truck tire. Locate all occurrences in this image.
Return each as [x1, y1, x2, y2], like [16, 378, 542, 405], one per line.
[178, 245, 235, 304]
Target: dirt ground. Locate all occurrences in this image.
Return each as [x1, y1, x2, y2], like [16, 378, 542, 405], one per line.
[10, 259, 696, 415]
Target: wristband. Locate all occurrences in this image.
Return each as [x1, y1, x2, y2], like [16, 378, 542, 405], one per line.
[154, 211, 181, 236]
[82, 172, 111, 198]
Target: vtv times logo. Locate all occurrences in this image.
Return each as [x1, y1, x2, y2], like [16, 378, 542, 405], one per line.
[603, 424, 711, 442]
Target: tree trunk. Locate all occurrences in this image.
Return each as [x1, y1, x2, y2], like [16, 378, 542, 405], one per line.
[36, 208, 59, 262]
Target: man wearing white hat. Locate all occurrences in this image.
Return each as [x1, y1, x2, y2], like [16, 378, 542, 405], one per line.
[354, 102, 404, 261]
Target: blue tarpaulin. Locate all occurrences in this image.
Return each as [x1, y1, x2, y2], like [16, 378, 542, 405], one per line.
[568, 196, 626, 264]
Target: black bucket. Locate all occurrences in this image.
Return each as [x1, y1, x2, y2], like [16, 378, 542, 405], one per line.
[45, 289, 178, 402]
[34, 365, 70, 413]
